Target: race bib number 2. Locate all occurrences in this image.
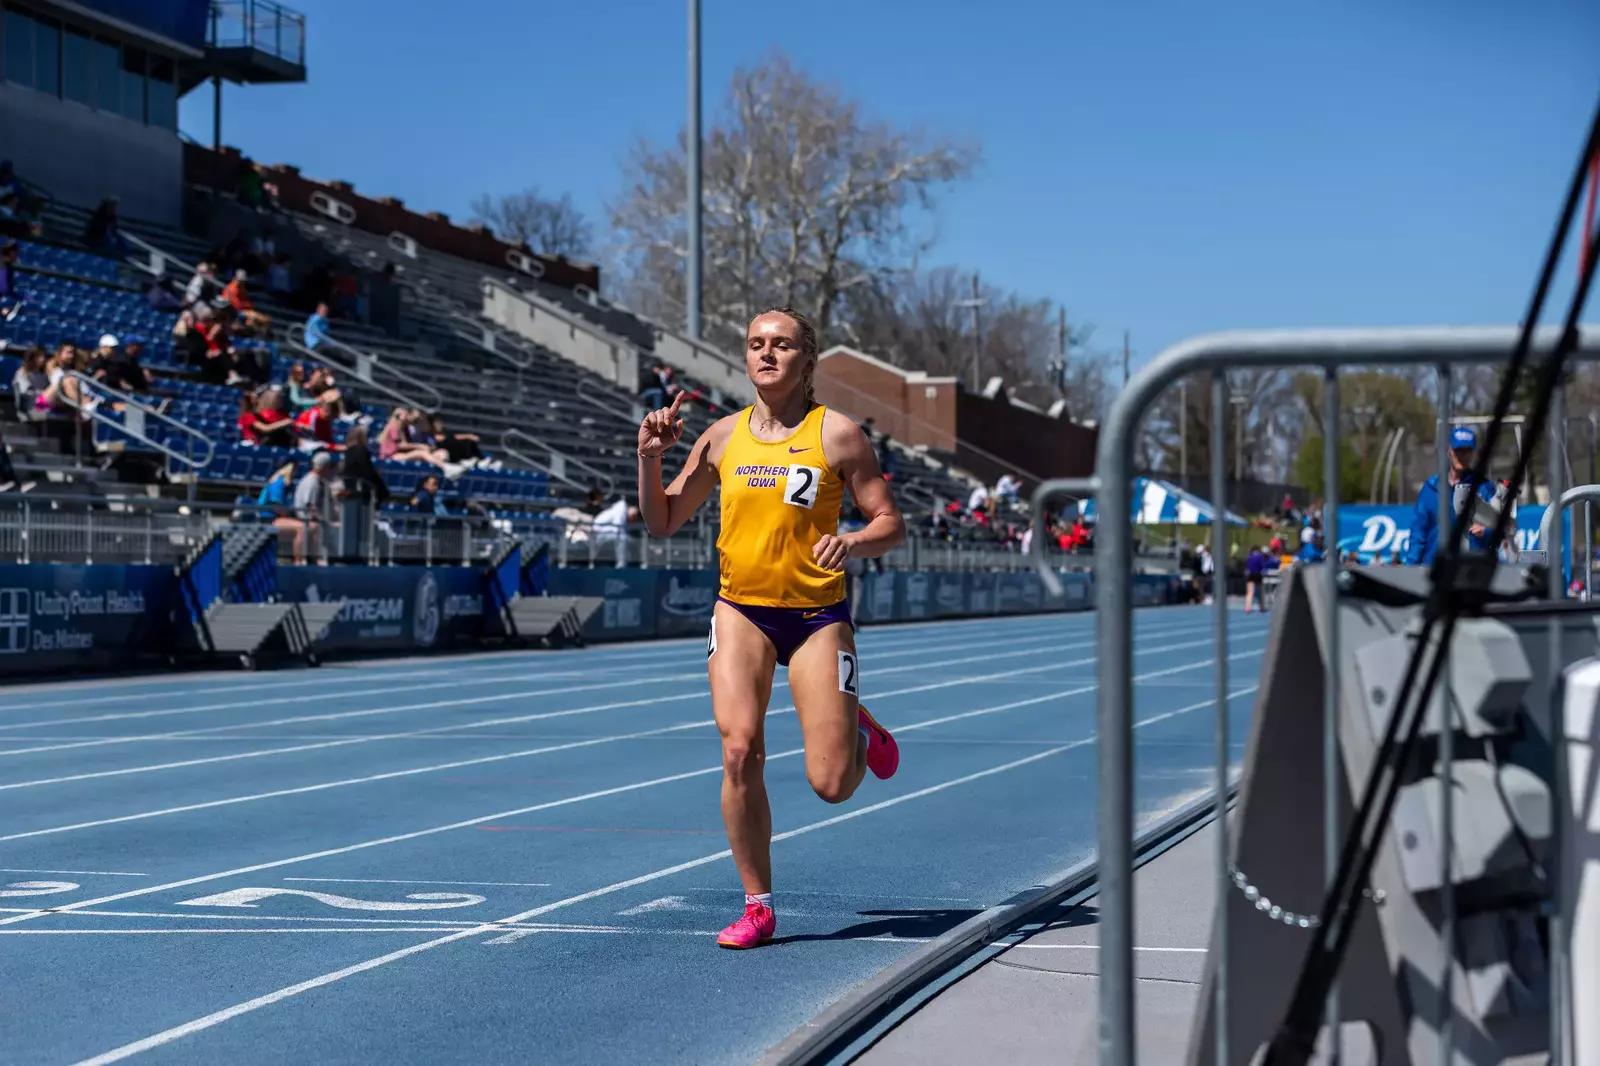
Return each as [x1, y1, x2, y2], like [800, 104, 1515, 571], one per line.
[786, 465, 821, 508]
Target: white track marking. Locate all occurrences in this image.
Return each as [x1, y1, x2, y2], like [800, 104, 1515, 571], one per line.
[0, 637, 1259, 838]
[1010, 944, 1210, 952]
[0, 867, 147, 877]
[0, 622, 1100, 733]
[615, 895, 690, 916]
[0, 658, 1262, 929]
[281, 878, 550, 888]
[0, 623, 1250, 775]
[65, 687, 1247, 1065]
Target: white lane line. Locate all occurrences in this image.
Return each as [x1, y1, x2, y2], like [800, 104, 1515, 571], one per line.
[0, 621, 1127, 748]
[0, 635, 1258, 835]
[0, 621, 1238, 773]
[281, 878, 551, 888]
[0, 660, 1262, 929]
[65, 685, 1254, 1065]
[0, 867, 148, 877]
[1011, 944, 1210, 952]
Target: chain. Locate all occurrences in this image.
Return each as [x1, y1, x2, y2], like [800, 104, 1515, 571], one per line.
[1228, 863, 1386, 929]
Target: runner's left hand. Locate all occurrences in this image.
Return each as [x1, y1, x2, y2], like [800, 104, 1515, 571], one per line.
[813, 533, 852, 571]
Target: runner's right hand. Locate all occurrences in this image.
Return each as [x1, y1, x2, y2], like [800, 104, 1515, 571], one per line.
[638, 392, 685, 456]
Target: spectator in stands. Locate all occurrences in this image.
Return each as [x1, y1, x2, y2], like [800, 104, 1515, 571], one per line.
[82, 197, 127, 258]
[875, 431, 899, 481]
[222, 270, 270, 333]
[592, 496, 641, 566]
[640, 363, 672, 410]
[583, 485, 605, 516]
[0, 240, 20, 321]
[239, 389, 295, 449]
[994, 472, 1022, 506]
[267, 252, 292, 296]
[967, 482, 989, 517]
[340, 424, 389, 505]
[255, 461, 310, 563]
[295, 395, 343, 453]
[331, 269, 359, 320]
[144, 275, 184, 313]
[235, 157, 273, 211]
[10, 346, 47, 421]
[426, 415, 495, 470]
[0, 188, 42, 240]
[293, 451, 340, 558]
[304, 303, 331, 351]
[1298, 526, 1326, 564]
[377, 409, 458, 475]
[171, 310, 207, 372]
[99, 337, 154, 395]
[412, 474, 447, 516]
[184, 262, 217, 310]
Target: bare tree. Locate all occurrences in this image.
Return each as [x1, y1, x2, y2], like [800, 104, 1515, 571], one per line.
[608, 51, 977, 350]
[843, 267, 1108, 417]
[470, 188, 594, 259]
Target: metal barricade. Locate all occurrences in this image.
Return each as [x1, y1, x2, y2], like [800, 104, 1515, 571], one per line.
[1093, 324, 1600, 1066]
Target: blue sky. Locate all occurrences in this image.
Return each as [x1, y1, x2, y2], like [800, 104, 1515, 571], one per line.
[180, 0, 1599, 367]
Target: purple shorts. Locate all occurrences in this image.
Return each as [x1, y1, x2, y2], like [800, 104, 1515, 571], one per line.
[715, 597, 853, 666]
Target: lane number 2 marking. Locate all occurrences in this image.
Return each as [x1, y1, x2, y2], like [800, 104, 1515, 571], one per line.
[176, 887, 487, 911]
[838, 651, 859, 696]
[786, 465, 821, 508]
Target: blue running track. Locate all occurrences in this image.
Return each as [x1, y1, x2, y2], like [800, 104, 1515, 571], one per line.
[0, 606, 1268, 1065]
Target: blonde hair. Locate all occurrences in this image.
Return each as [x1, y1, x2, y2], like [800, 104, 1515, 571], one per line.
[754, 305, 818, 404]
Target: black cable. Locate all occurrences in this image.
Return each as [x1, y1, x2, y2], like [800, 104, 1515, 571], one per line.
[1262, 95, 1600, 1065]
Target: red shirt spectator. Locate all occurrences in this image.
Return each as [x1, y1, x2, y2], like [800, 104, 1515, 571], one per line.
[295, 400, 340, 451]
[223, 271, 254, 312]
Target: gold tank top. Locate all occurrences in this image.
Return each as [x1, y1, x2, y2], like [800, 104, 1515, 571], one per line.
[716, 404, 846, 608]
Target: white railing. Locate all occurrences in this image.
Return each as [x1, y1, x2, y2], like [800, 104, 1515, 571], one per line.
[497, 428, 618, 495]
[282, 333, 443, 412]
[64, 371, 215, 475]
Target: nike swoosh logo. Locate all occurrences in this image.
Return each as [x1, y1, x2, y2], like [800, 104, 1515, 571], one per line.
[788, 447, 811, 454]
[802, 610, 823, 620]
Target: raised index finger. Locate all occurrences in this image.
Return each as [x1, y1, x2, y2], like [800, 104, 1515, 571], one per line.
[666, 390, 685, 420]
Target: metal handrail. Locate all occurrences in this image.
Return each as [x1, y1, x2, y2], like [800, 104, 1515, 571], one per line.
[577, 377, 652, 429]
[497, 428, 617, 495]
[63, 370, 215, 471]
[122, 230, 207, 288]
[1092, 323, 1600, 1066]
[284, 335, 443, 412]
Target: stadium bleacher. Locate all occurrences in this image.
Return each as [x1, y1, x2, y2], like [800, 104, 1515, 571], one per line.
[2, 164, 998, 540]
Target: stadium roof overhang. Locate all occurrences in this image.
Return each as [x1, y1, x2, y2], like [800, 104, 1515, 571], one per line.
[21, 0, 204, 59]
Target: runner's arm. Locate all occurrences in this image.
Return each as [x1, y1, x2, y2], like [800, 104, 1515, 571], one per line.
[826, 413, 905, 560]
[639, 418, 722, 538]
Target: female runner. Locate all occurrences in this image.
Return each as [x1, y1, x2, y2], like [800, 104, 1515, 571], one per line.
[637, 306, 906, 949]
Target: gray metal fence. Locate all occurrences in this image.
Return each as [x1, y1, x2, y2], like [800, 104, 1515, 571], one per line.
[1091, 325, 1600, 1066]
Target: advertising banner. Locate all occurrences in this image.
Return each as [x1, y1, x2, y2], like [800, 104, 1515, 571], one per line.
[545, 568, 658, 641]
[0, 564, 178, 674]
[277, 566, 486, 652]
[1336, 503, 1565, 561]
[653, 570, 719, 638]
[933, 573, 969, 618]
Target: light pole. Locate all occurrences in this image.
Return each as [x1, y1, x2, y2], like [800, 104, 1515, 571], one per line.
[686, 0, 702, 341]
[1230, 392, 1247, 485]
[956, 273, 985, 391]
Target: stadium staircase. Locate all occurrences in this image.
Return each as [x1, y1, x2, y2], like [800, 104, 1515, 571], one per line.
[176, 526, 343, 669]
[481, 537, 602, 648]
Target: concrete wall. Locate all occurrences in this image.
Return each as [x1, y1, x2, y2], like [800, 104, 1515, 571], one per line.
[953, 389, 1099, 488]
[0, 83, 180, 225]
[813, 346, 957, 450]
[481, 280, 639, 391]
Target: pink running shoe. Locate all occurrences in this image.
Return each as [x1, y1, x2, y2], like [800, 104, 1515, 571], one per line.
[858, 705, 900, 780]
[717, 901, 776, 949]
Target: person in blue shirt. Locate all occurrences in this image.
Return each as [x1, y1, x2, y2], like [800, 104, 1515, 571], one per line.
[1403, 425, 1499, 565]
[304, 302, 331, 351]
[1298, 526, 1326, 563]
